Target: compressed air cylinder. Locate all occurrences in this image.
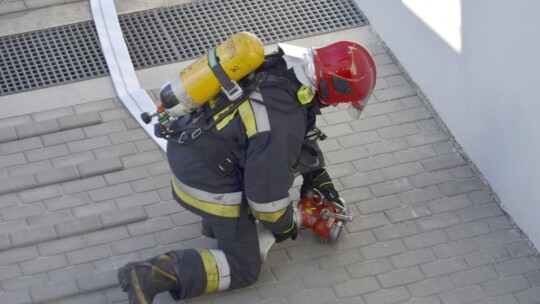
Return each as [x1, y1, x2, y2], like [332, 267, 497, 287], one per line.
[160, 32, 265, 115]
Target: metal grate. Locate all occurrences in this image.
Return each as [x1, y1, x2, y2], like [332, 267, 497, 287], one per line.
[0, 0, 368, 96]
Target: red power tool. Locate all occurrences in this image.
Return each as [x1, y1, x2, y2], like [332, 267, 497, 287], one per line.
[295, 191, 353, 242]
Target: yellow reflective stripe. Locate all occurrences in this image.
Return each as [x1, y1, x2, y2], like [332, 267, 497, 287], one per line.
[213, 104, 238, 131]
[171, 177, 240, 218]
[251, 207, 288, 223]
[297, 85, 315, 105]
[198, 249, 219, 294]
[238, 101, 257, 138]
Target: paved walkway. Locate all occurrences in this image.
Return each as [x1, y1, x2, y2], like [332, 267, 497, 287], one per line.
[0, 1, 539, 304]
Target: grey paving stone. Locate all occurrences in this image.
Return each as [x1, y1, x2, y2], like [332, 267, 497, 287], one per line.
[145, 161, 171, 176]
[373, 222, 420, 241]
[439, 178, 484, 196]
[515, 287, 540, 304]
[67, 135, 111, 154]
[73, 99, 116, 113]
[41, 129, 85, 146]
[506, 242, 535, 258]
[350, 116, 394, 133]
[25, 144, 69, 163]
[8, 160, 52, 177]
[15, 119, 59, 139]
[285, 287, 336, 304]
[333, 276, 380, 297]
[360, 239, 407, 260]
[417, 213, 461, 231]
[363, 286, 411, 304]
[394, 145, 438, 163]
[0, 192, 19, 209]
[356, 195, 401, 214]
[67, 244, 112, 265]
[390, 248, 437, 269]
[427, 195, 472, 214]
[73, 201, 115, 220]
[456, 203, 504, 223]
[331, 230, 377, 251]
[385, 204, 431, 223]
[409, 170, 455, 188]
[476, 294, 519, 304]
[0, 153, 27, 169]
[154, 224, 201, 245]
[115, 191, 161, 210]
[398, 186, 443, 206]
[130, 174, 170, 193]
[37, 236, 85, 256]
[88, 183, 133, 202]
[44, 193, 90, 211]
[103, 166, 146, 185]
[99, 206, 147, 228]
[432, 239, 479, 259]
[99, 108, 131, 122]
[403, 230, 449, 250]
[77, 157, 124, 179]
[337, 131, 381, 149]
[121, 151, 166, 169]
[421, 154, 466, 171]
[482, 275, 531, 296]
[451, 266, 499, 288]
[326, 146, 370, 164]
[370, 177, 414, 197]
[376, 64, 401, 78]
[444, 220, 492, 241]
[405, 131, 448, 147]
[110, 234, 158, 255]
[54, 215, 102, 238]
[62, 175, 106, 195]
[341, 170, 386, 189]
[56, 112, 102, 130]
[315, 248, 363, 271]
[493, 257, 540, 277]
[438, 286, 486, 304]
[108, 129, 148, 145]
[475, 230, 522, 249]
[420, 257, 468, 277]
[9, 225, 57, 248]
[83, 120, 126, 138]
[0, 233, 11, 250]
[2, 202, 44, 221]
[0, 264, 22, 282]
[52, 151, 95, 169]
[24, 0, 64, 9]
[366, 138, 409, 156]
[0, 246, 39, 266]
[127, 216, 173, 236]
[374, 85, 417, 102]
[407, 276, 455, 298]
[0, 175, 36, 195]
[389, 108, 432, 125]
[76, 270, 118, 293]
[0, 290, 32, 304]
[285, 241, 333, 261]
[463, 247, 511, 268]
[83, 226, 130, 247]
[486, 216, 514, 231]
[271, 259, 320, 281]
[381, 162, 425, 180]
[29, 280, 79, 303]
[354, 153, 399, 172]
[35, 165, 80, 186]
[0, 126, 17, 143]
[378, 123, 420, 140]
[0, 137, 43, 155]
[377, 267, 425, 288]
[348, 212, 390, 232]
[20, 254, 67, 275]
[31, 107, 74, 122]
[169, 210, 201, 226]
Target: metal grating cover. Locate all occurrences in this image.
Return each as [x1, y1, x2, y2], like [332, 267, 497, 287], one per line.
[0, 0, 368, 96]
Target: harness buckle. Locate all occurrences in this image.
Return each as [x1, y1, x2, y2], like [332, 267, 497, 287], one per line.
[218, 158, 237, 176]
[191, 128, 202, 139]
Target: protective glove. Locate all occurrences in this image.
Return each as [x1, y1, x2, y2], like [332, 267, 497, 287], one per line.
[301, 168, 340, 203]
[273, 220, 298, 243]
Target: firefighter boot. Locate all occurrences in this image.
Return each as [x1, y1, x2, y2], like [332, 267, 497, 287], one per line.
[118, 254, 178, 304]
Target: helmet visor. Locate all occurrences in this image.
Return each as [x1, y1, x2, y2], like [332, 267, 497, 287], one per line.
[347, 90, 373, 119]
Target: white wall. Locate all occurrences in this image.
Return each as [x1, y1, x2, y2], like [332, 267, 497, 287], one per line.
[355, 0, 540, 248]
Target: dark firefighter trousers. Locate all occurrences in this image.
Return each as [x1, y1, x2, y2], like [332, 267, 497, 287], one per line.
[166, 202, 261, 300]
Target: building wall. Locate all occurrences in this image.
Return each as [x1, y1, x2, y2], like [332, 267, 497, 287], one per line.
[355, 0, 540, 248]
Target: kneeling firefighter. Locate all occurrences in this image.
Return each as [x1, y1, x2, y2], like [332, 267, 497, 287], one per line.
[118, 32, 376, 304]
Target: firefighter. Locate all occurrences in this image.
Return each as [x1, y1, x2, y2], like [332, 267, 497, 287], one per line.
[117, 40, 376, 304]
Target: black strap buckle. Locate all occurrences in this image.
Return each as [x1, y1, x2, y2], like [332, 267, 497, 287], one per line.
[218, 158, 237, 176]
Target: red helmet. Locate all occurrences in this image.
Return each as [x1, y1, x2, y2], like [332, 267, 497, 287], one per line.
[312, 41, 376, 114]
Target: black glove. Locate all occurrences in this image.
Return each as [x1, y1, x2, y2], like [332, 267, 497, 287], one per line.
[301, 168, 340, 202]
[273, 220, 298, 243]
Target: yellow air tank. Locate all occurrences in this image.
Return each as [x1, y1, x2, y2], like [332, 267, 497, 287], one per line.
[160, 32, 265, 115]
